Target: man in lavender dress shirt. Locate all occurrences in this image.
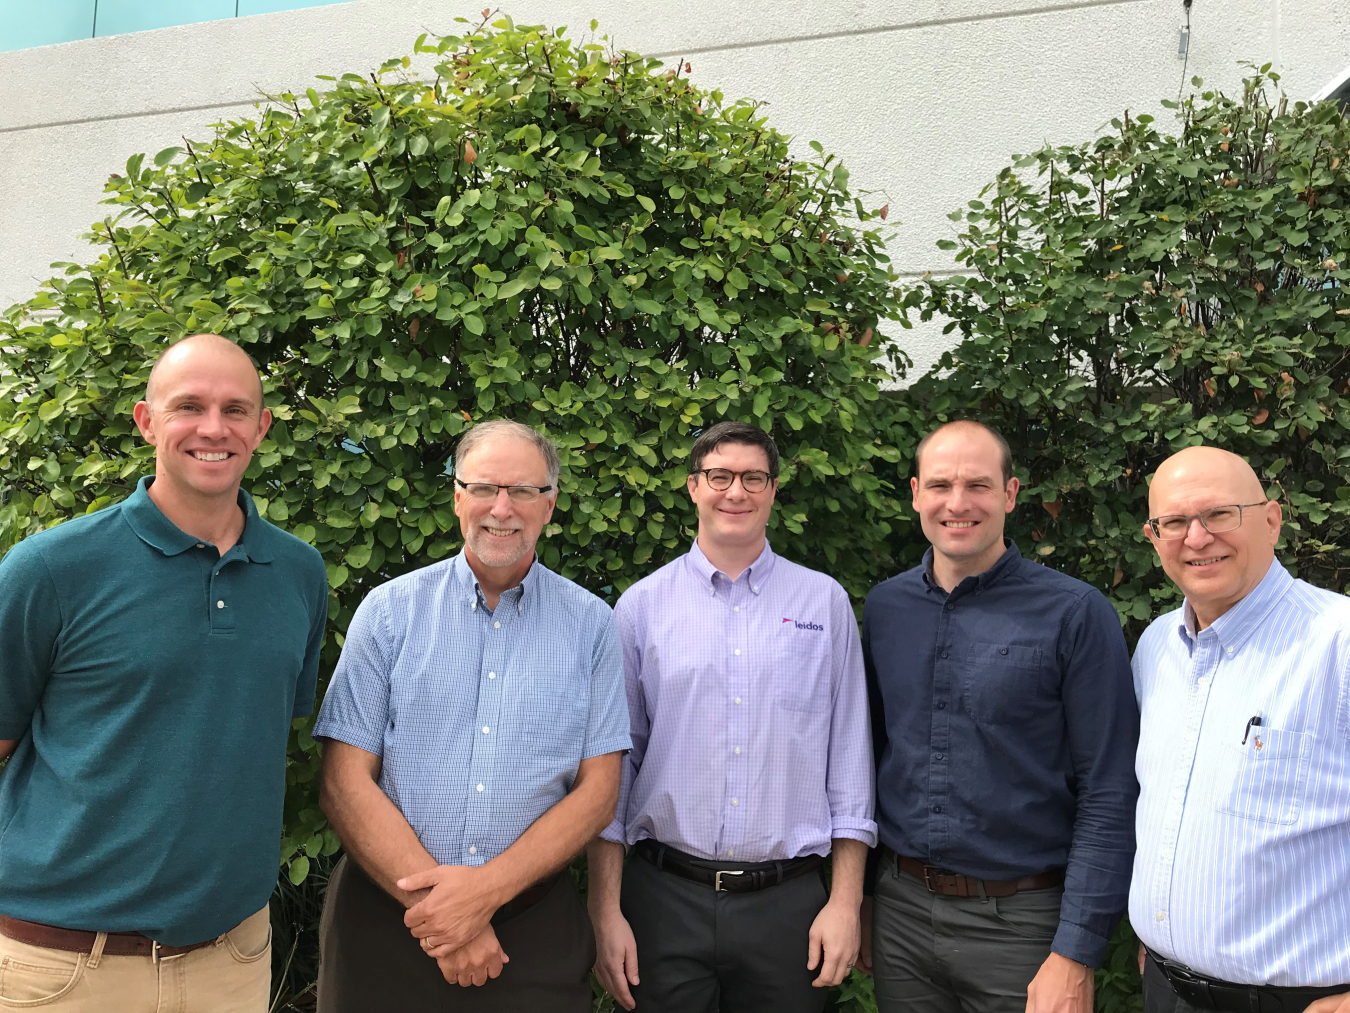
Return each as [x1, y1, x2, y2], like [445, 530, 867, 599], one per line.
[586, 421, 877, 1013]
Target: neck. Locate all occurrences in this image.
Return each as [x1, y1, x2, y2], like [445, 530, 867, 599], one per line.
[696, 531, 766, 584]
[931, 539, 1007, 593]
[146, 474, 246, 554]
[464, 547, 534, 611]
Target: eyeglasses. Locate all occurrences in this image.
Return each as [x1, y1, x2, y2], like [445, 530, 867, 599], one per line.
[1147, 502, 1268, 540]
[692, 468, 775, 493]
[454, 478, 554, 503]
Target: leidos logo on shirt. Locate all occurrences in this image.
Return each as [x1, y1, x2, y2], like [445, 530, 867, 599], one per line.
[782, 618, 824, 631]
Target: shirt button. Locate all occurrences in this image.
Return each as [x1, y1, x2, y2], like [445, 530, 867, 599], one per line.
[468, 846, 477, 855]
[931, 804, 943, 813]
[734, 649, 741, 656]
[1173, 791, 1182, 800]
[196, 543, 206, 549]
[1161, 850, 1170, 859]
[476, 784, 484, 792]
[216, 600, 225, 609]
[734, 747, 741, 755]
[494, 621, 501, 629]
[734, 697, 742, 705]
[1157, 912, 1166, 921]
[752, 585, 759, 592]
[934, 752, 944, 760]
[941, 652, 949, 659]
[733, 606, 740, 613]
[999, 647, 1008, 655]
[945, 603, 954, 611]
[731, 798, 739, 806]
[488, 672, 496, 679]
[727, 849, 735, 856]
[482, 726, 490, 734]
[1226, 646, 1235, 654]
[936, 701, 947, 710]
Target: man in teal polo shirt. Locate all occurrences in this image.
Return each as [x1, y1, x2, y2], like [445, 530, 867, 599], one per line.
[0, 334, 327, 1012]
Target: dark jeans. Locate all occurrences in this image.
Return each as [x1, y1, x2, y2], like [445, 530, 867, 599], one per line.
[317, 855, 595, 1013]
[871, 859, 1062, 1013]
[621, 849, 832, 1013]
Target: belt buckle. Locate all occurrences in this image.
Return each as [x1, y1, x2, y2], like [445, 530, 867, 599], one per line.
[714, 870, 744, 892]
[151, 940, 187, 964]
[922, 865, 942, 893]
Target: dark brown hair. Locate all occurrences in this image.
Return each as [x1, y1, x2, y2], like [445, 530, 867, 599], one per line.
[689, 421, 780, 478]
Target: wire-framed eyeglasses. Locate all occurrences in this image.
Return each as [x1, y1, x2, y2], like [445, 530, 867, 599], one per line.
[691, 468, 775, 493]
[1147, 502, 1268, 540]
[454, 478, 554, 503]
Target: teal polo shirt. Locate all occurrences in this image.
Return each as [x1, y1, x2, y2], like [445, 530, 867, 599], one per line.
[0, 477, 327, 944]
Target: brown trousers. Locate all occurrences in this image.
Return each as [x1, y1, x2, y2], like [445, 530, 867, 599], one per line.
[317, 856, 595, 1013]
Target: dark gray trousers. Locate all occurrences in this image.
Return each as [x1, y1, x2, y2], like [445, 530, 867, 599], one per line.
[1143, 952, 1206, 1013]
[621, 851, 832, 1013]
[871, 860, 1062, 1013]
[317, 855, 595, 1013]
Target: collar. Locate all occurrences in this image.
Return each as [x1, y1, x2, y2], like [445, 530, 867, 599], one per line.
[122, 477, 272, 562]
[920, 538, 1022, 596]
[1177, 557, 1292, 651]
[686, 538, 776, 595]
[450, 550, 538, 614]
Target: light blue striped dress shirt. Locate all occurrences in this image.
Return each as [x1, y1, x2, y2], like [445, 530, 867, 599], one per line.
[314, 552, 632, 867]
[601, 540, 877, 861]
[1130, 560, 1350, 986]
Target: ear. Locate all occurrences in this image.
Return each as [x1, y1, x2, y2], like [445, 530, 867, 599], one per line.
[909, 476, 919, 502]
[1142, 522, 1158, 550]
[1004, 476, 1020, 512]
[133, 401, 156, 445]
[687, 474, 700, 500]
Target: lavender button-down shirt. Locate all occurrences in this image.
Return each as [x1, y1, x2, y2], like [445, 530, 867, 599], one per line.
[601, 540, 877, 861]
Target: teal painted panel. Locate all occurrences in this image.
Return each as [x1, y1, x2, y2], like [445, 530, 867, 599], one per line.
[0, 0, 95, 52]
[94, 0, 234, 37]
[237, 0, 348, 15]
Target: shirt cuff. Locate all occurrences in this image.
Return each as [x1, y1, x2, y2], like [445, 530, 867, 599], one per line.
[1051, 919, 1112, 969]
[311, 722, 384, 757]
[599, 819, 626, 845]
[830, 816, 878, 848]
[582, 735, 633, 761]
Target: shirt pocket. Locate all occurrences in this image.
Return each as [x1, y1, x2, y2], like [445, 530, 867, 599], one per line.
[1213, 727, 1313, 825]
[774, 625, 832, 712]
[527, 670, 589, 759]
[962, 642, 1048, 725]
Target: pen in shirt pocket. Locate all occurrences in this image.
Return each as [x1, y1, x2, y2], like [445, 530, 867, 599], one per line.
[1242, 714, 1262, 745]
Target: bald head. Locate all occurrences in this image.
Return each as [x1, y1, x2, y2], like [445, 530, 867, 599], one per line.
[1145, 445, 1281, 629]
[146, 334, 263, 409]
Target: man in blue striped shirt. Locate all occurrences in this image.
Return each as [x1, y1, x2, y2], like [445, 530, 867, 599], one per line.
[1132, 446, 1350, 1013]
[313, 420, 631, 1013]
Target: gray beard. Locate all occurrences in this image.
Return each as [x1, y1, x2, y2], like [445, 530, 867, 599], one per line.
[466, 528, 532, 569]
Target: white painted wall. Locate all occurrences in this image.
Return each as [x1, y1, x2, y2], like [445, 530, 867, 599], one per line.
[3, 0, 1349, 376]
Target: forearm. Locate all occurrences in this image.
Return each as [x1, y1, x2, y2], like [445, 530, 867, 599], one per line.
[0, 739, 16, 764]
[587, 837, 626, 915]
[480, 752, 621, 906]
[320, 747, 438, 907]
[828, 838, 867, 907]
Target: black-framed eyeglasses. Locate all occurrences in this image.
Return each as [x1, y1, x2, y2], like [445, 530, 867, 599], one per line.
[454, 478, 554, 503]
[1147, 502, 1269, 540]
[691, 468, 775, 493]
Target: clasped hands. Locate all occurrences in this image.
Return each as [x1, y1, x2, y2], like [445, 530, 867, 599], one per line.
[397, 864, 510, 988]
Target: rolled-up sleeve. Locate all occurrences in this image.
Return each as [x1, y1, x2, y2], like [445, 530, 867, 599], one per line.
[827, 584, 877, 846]
[0, 541, 62, 741]
[1054, 589, 1140, 967]
[313, 588, 393, 756]
[583, 611, 632, 761]
[601, 599, 645, 844]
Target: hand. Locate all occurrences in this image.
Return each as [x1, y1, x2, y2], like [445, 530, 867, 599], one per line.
[858, 896, 874, 976]
[1301, 993, 1350, 1013]
[1026, 952, 1094, 1013]
[807, 897, 861, 988]
[1138, 943, 1145, 976]
[591, 906, 640, 1010]
[432, 926, 509, 987]
[398, 865, 504, 954]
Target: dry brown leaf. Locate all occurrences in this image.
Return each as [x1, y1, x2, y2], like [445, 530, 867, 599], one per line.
[409, 318, 420, 341]
[1252, 408, 1269, 424]
[836, 273, 849, 283]
[878, 204, 889, 220]
[1042, 500, 1063, 522]
[1220, 126, 1230, 135]
[1220, 141, 1230, 152]
[1113, 568, 1124, 588]
[463, 139, 478, 164]
[858, 327, 874, 347]
[1203, 378, 1216, 397]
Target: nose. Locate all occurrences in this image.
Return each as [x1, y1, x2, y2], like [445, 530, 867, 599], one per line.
[1183, 516, 1214, 548]
[197, 407, 229, 438]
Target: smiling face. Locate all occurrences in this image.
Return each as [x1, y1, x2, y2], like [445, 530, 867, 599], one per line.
[453, 436, 556, 573]
[687, 442, 777, 555]
[132, 335, 270, 504]
[1145, 446, 1280, 628]
[911, 423, 1018, 578]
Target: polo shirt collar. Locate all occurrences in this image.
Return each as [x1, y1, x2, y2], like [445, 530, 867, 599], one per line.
[921, 538, 1021, 596]
[450, 549, 538, 613]
[1178, 557, 1291, 650]
[122, 477, 273, 562]
[686, 538, 776, 595]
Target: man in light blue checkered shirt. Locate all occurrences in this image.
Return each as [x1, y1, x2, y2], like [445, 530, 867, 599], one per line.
[313, 421, 631, 1013]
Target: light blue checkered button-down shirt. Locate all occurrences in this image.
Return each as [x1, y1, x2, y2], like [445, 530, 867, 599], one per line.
[1131, 560, 1350, 986]
[315, 551, 631, 867]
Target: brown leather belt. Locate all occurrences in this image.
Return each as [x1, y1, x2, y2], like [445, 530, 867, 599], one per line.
[0, 916, 217, 959]
[893, 852, 1064, 899]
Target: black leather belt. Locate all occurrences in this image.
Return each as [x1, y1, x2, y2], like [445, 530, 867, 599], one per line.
[635, 840, 823, 894]
[1147, 948, 1349, 1013]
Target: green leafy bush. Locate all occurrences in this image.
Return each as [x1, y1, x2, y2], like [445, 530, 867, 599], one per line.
[908, 68, 1350, 1013]
[0, 11, 910, 914]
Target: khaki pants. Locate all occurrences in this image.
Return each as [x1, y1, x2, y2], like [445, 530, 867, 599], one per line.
[0, 907, 271, 1013]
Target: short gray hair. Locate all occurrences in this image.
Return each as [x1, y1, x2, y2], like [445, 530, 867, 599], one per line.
[454, 420, 561, 488]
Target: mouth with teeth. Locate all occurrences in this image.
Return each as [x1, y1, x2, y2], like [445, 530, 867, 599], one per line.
[482, 525, 520, 538]
[1186, 556, 1226, 566]
[941, 520, 977, 528]
[190, 451, 232, 462]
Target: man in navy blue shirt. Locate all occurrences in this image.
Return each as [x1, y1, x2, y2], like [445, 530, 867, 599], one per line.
[860, 420, 1138, 1013]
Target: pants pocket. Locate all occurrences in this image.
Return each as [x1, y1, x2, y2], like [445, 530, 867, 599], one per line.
[224, 908, 273, 964]
[0, 949, 85, 1007]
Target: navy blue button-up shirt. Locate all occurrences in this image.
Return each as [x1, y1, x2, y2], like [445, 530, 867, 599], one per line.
[862, 541, 1139, 967]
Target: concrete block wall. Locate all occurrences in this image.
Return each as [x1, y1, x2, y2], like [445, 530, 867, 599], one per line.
[2, 0, 1348, 375]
